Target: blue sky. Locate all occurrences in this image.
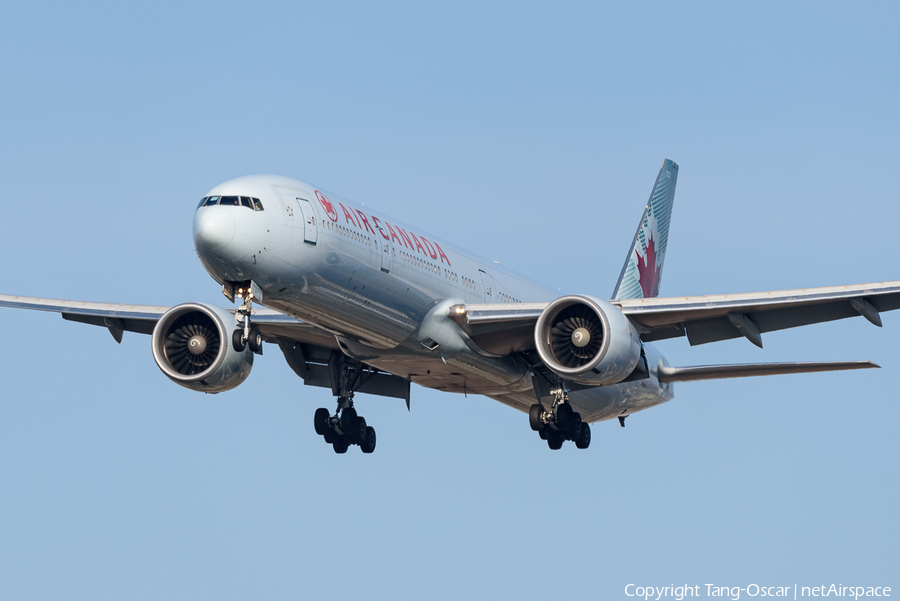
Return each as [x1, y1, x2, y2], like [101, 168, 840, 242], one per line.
[0, 2, 897, 599]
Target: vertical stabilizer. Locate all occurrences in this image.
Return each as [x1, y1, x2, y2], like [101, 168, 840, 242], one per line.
[612, 159, 679, 300]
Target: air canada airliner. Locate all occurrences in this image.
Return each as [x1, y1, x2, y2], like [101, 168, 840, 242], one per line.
[2, 160, 896, 453]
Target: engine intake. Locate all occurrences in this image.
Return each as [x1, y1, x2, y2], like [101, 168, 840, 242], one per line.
[151, 303, 253, 393]
[164, 311, 220, 375]
[535, 295, 642, 386]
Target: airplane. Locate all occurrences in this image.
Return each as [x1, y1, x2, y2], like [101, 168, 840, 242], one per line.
[2, 159, 897, 454]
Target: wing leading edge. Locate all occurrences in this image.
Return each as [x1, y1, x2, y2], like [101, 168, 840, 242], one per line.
[0, 293, 330, 346]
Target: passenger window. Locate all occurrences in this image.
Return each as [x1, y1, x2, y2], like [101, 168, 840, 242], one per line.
[203, 196, 220, 206]
[240, 196, 253, 209]
[252, 198, 264, 211]
[220, 196, 239, 206]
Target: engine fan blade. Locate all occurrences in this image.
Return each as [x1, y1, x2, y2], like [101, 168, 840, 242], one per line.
[549, 306, 604, 367]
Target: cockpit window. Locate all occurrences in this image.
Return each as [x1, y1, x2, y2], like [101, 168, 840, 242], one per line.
[198, 194, 263, 210]
[198, 196, 208, 208]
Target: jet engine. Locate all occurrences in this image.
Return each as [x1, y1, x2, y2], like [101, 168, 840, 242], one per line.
[534, 295, 642, 386]
[151, 303, 253, 393]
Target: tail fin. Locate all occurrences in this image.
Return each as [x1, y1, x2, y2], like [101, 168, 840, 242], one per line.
[612, 159, 679, 300]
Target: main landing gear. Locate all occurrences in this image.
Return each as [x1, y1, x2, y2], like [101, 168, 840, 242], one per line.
[313, 353, 376, 454]
[529, 386, 591, 450]
[314, 399, 376, 454]
[230, 284, 263, 355]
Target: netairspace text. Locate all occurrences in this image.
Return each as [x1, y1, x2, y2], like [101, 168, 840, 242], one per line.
[624, 584, 891, 601]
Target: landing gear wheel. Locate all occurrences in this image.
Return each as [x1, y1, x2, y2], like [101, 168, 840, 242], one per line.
[556, 403, 573, 431]
[333, 439, 349, 454]
[575, 422, 591, 449]
[351, 416, 367, 445]
[341, 407, 358, 434]
[529, 404, 545, 431]
[361, 426, 376, 454]
[538, 427, 550, 440]
[232, 329, 246, 352]
[248, 328, 263, 354]
[547, 433, 564, 450]
[314, 408, 330, 435]
[568, 412, 583, 439]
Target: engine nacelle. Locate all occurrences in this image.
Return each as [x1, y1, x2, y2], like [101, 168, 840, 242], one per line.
[534, 295, 642, 386]
[151, 303, 253, 393]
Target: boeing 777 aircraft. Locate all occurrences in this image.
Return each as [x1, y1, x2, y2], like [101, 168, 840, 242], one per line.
[2, 160, 896, 453]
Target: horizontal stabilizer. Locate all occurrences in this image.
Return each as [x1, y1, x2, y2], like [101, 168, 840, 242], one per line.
[657, 360, 879, 383]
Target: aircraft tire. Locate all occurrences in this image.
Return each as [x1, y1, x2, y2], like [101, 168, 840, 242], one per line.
[314, 408, 330, 435]
[547, 433, 564, 450]
[361, 427, 376, 454]
[333, 439, 349, 454]
[556, 403, 573, 431]
[575, 423, 591, 449]
[341, 407, 358, 433]
[248, 328, 263, 354]
[352, 416, 367, 445]
[529, 404, 544, 431]
[538, 427, 550, 440]
[232, 329, 246, 352]
[568, 412, 582, 439]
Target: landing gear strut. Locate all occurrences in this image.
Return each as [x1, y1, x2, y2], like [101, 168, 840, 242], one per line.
[230, 283, 263, 355]
[313, 354, 377, 454]
[529, 385, 591, 450]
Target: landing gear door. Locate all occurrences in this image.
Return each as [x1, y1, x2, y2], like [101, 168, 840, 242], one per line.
[479, 269, 494, 303]
[294, 198, 318, 244]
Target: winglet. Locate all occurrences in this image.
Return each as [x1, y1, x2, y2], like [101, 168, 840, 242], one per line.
[613, 159, 679, 300]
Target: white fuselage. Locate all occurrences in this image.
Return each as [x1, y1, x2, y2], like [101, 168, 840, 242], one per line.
[192, 175, 674, 422]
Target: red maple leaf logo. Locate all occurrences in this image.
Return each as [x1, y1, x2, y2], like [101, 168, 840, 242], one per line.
[636, 233, 662, 298]
[315, 190, 338, 222]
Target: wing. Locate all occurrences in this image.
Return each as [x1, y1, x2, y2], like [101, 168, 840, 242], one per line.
[448, 280, 900, 352]
[0, 293, 336, 347]
[618, 280, 900, 346]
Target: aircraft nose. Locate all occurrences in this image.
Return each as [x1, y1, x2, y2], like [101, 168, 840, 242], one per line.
[193, 208, 235, 250]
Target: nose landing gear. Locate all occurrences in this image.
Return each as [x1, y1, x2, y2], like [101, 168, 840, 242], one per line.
[230, 283, 264, 355]
[529, 386, 591, 450]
